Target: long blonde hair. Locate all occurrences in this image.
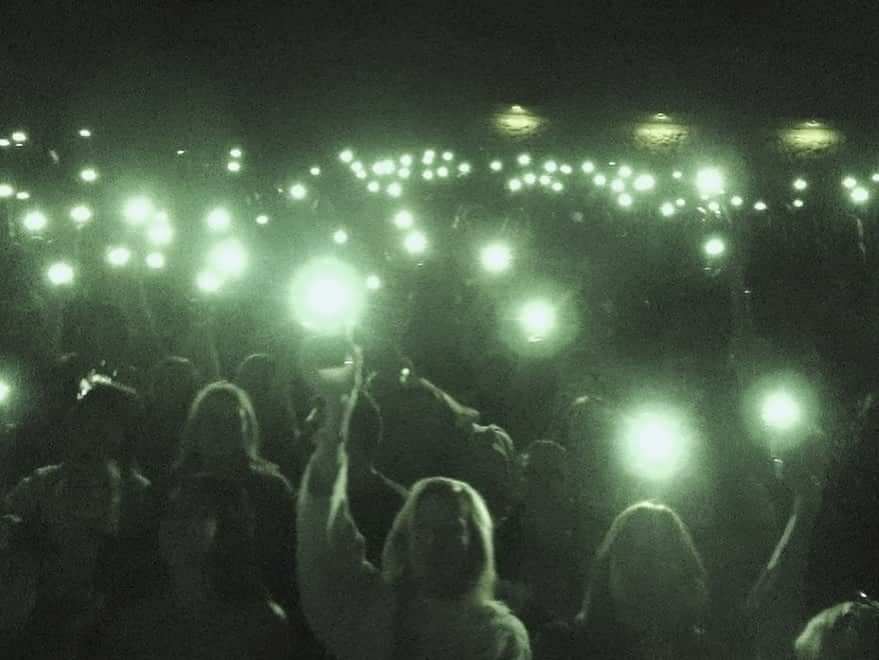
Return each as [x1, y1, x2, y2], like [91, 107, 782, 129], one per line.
[381, 477, 497, 603]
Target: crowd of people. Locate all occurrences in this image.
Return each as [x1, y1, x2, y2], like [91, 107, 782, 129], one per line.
[0, 326, 877, 660]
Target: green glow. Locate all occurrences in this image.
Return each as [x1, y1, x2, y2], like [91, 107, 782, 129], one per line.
[124, 197, 153, 223]
[227, 161, 241, 173]
[197, 272, 222, 293]
[0, 184, 14, 198]
[333, 229, 348, 244]
[366, 274, 381, 290]
[206, 208, 232, 231]
[145, 252, 166, 269]
[480, 242, 512, 273]
[23, 211, 48, 232]
[398, 168, 410, 179]
[70, 205, 92, 224]
[107, 246, 131, 267]
[517, 154, 531, 166]
[618, 193, 633, 207]
[622, 408, 689, 481]
[508, 178, 522, 192]
[582, 161, 595, 174]
[47, 262, 74, 285]
[730, 195, 743, 207]
[155, 211, 169, 222]
[793, 178, 807, 190]
[696, 168, 724, 196]
[872, 173, 879, 182]
[852, 187, 869, 203]
[290, 257, 365, 333]
[675, 198, 686, 207]
[290, 183, 307, 200]
[80, 168, 98, 182]
[761, 391, 801, 430]
[660, 202, 675, 217]
[394, 210, 414, 229]
[340, 149, 354, 163]
[634, 174, 655, 191]
[351, 161, 364, 172]
[147, 222, 173, 245]
[355, 170, 367, 180]
[310, 166, 321, 176]
[368, 180, 381, 191]
[703, 237, 726, 256]
[211, 240, 246, 276]
[255, 215, 269, 225]
[593, 174, 607, 186]
[618, 165, 632, 178]
[0, 381, 9, 403]
[611, 178, 625, 192]
[843, 177, 857, 189]
[673, 171, 683, 179]
[519, 300, 555, 342]
[404, 231, 428, 254]
[708, 201, 721, 213]
[399, 154, 413, 167]
[490, 160, 503, 171]
[387, 182, 403, 197]
[539, 174, 551, 186]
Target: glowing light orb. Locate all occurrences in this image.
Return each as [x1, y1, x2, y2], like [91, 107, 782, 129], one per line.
[47, 262, 74, 285]
[0, 381, 9, 403]
[519, 300, 555, 342]
[226, 161, 241, 173]
[23, 211, 48, 232]
[255, 215, 269, 225]
[106, 247, 131, 267]
[197, 272, 222, 293]
[333, 229, 348, 245]
[176, 150, 186, 155]
[754, 201, 768, 211]
[366, 274, 381, 290]
[124, 197, 153, 223]
[211, 240, 246, 276]
[15, 191, 29, 201]
[290, 183, 307, 200]
[793, 178, 807, 190]
[618, 165, 632, 178]
[367, 180, 381, 192]
[351, 161, 364, 173]
[355, 170, 367, 180]
[552, 182, 564, 192]
[704, 237, 726, 256]
[458, 162, 471, 174]
[618, 193, 633, 207]
[398, 168, 410, 179]
[560, 164, 573, 175]
[730, 195, 743, 207]
[673, 171, 683, 179]
[340, 149, 354, 163]
[146, 252, 166, 269]
[387, 182, 402, 197]
[696, 168, 724, 196]
[593, 174, 607, 186]
[442, 151, 454, 161]
[229, 148, 242, 158]
[147, 223, 173, 245]
[400, 154, 413, 167]
[517, 154, 531, 166]
[675, 198, 686, 207]
[582, 161, 595, 174]
[70, 205, 92, 224]
[422, 150, 436, 165]
[793, 199, 804, 208]
[0, 139, 9, 147]
[761, 391, 801, 430]
[79, 129, 92, 138]
[523, 173, 537, 185]
[0, 184, 14, 198]
[843, 177, 857, 189]
[11, 131, 27, 143]
[291, 257, 365, 333]
[436, 166, 449, 178]
[490, 160, 503, 172]
[871, 173, 879, 182]
[480, 243, 512, 273]
[660, 202, 675, 217]
[422, 171, 434, 181]
[611, 178, 625, 192]
[708, 201, 721, 213]
[634, 174, 655, 191]
[852, 187, 869, 203]
[508, 178, 523, 192]
[80, 168, 98, 182]
[403, 231, 428, 254]
[206, 208, 232, 231]
[544, 160, 558, 173]
[623, 410, 689, 481]
[394, 211, 414, 230]
[539, 174, 551, 186]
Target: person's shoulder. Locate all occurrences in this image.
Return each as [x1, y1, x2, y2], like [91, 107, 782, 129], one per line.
[482, 601, 532, 659]
[470, 424, 515, 456]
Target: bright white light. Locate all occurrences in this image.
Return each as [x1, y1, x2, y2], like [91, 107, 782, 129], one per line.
[148, 222, 173, 245]
[80, 168, 98, 182]
[0, 139, 9, 147]
[519, 300, 555, 342]
[675, 198, 686, 207]
[398, 168, 410, 179]
[793, 178, 807, 190]
[0, 184, 13, 198]
[480, 243, 512, 273]
[176, 150, 186, 155]
[15, 191, 29, 201]
[11, 131, 27, 143]
[394, 211, 414, 229]
[793, 199, 804, 208]
[618, 193, 633, 207]
[290, 183, 307, 200]
[333, 229, 348, 244]
[754, 201, 767, 211]
[508, 178, 523, 192]
[146, 252, 166, 269]
[761, 391, 801, 430]
[197, 272, 222, 293]
[624, 410, 688, 481]
[730, 195, 743, 207]
[552, 182, 564, 192]
[255, 214, 269, 225]
[872, 173, 879, 182]
[0, 381, 9, 403]
[206, 208, 231, 231]
[367, 180, 381, 192]
[404, 231, 427, 254]
[310, 166, 321, 176]
[517, 154, 531, 166]
[107, 246, 131, 267]
[618, 165, 632, 178]
[843, 177, 857, 189]
[458, 162, 471, 174]
[852, 187, 869, 203]
[539, 174, 551, 186]
[673, 170, 683, 179]
[704, 237, 726, 256]
[490, 160, 503, 172]
[366, 274, 381, 290]
[611, 178, 625, 192]
[442, 151, 454, 162]
[696, 168, 724, 196]
[230, 148, 242, 158]
[437, 166, 449, 178]
[387, 182, 402, 197]
[582, 161, 595, 174]
[422, 171, 434, 181]
[340, 149, 354, 163]
[291, 257, 365, 332]
[79, 129, 92, 138]
[400, 154, 413, 167]
[594, 174, 607, 186]
[708, 201, 721, 213]
[544, 160, 558, 173]
[70, 205, 92, 224]
[634, 174, 655, 191]
[524, 173, 537, 185]
[422, 150, 435, 165]
[211, 240, 246, 276]
[23, 211, 48, 232]
[660, 202, 675, 217]
[355, 170, 367, 180]
[227, 161, 241, 173]
[560, 164, 572, 175]
[351, 161, 364, 172]
[124, 197, 152, 223]
[47, 262, 74, 285]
